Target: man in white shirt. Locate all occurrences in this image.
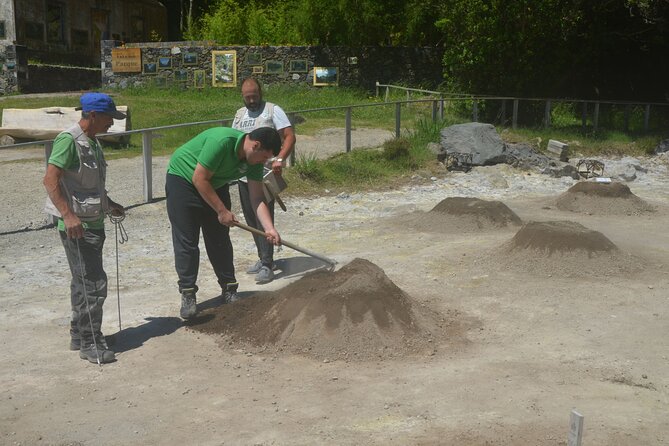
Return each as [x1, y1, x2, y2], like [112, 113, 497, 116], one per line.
[232, 77, 296, 284]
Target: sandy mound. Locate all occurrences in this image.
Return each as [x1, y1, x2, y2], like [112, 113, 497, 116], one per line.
[192, 258, 466, 361]
[395, 197, 522, 233]
[480, 221, 645, 277]
[556, 182, 654, 215]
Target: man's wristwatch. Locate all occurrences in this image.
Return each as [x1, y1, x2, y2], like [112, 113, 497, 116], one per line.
[274, 158, 283, 163]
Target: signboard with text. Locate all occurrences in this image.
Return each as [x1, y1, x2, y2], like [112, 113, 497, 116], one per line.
[111, 48, 142, 73]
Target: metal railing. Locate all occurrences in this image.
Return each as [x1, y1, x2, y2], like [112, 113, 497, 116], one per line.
[0, 98, 450, 204]
[3, 85, 668, 207]
[376, 82, 669, 132]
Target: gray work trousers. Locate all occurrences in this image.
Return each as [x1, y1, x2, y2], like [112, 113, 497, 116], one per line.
[59, 228, 107, 345]
[238, 180, 275, 266]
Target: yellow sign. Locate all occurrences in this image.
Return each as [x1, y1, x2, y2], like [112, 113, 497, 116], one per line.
[111, 48, 142, 73]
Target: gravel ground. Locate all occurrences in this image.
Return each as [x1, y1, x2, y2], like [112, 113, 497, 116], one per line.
[2, 133, 669, 445]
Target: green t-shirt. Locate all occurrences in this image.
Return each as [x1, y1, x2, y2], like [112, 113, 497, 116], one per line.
[48, 132, 105, 231]
[167, 127, 263, 189]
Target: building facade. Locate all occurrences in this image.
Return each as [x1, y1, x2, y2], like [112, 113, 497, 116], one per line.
[0, 0, 167, 93]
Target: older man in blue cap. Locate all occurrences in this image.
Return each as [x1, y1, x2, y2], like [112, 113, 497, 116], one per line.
[43, 92, 126, 364]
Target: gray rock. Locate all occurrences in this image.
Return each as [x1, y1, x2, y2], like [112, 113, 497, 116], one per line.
[439, 122, 506, 166]
[654, 139, 669, 154]
[541, 163, 580, 180]
[505, 142, 553, 172]
[618, 165, 638, 181]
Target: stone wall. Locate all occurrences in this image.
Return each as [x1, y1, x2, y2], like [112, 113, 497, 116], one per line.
[0, 43, 21, 95]
[101, 41, 443, 91]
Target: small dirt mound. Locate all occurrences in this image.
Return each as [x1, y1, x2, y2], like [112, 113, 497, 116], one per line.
[556, 182, 654, 215]
[480, 221, 645, 277]
[395, 197, 522, 233]
[193, 258, 464, 361]
[509, 221, 617, 254]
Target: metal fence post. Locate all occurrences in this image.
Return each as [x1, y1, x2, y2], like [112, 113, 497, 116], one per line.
[644, 104, 651, 132]
[395, 102, 401, 138]
[385, 86, 389, 102]
[512, 99, 519, 130]
[501, 100, 506, 126]
[472, 100, 478, 122]
[432, 100, 438, 122]
[43, 140, 53, 166]
[544, 100, 552, 128]
[439, 95, 444, 120]
[581, 102, 588, 133]
[345, 107, 352, 153]
[142, 130, 153, 203]
[593, 102, 600, 132]
[375, 81, 379, 97]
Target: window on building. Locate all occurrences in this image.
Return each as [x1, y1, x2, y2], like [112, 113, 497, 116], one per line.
[25, 22, 45, 41]
[46, 2, 65, 43]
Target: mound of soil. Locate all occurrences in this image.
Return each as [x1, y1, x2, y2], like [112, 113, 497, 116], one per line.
[556, 182, 654, 215]
[509, 220, 617, 254]
[480, 221, 645, 277]
[193, 258, 462, 361]
[395, 197, 522, 233]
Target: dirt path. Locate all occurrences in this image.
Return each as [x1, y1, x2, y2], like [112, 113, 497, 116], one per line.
[1, 150, 668, 445]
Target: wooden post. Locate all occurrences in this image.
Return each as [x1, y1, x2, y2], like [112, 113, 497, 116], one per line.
[512, 99, 519, 129]
[472, 100, 478, 122]
[544, 100, 552, 128]
[375, 81, 379, 97]
[345, 107, 352, 153]
[644, 104, 651, 132]
[431, 100, 438, 122]
[142, 130, 153, 202]
[567, 410, 584, 446]
[581, 102, 588, 133]
[385, 86, 389, 102]
[395, 102, 401, 138]
[593, 102, 600, 132]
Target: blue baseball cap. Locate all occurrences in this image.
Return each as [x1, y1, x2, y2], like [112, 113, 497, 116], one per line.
[78, 92, 126, 119]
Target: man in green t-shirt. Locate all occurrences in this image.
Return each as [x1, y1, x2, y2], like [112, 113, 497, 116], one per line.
[165, 126, 281, 320]
[43, 92, 126, 365]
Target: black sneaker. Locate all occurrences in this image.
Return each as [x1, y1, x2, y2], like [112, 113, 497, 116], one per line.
[180, 288, 197, 319]
[222, 282, 241, 304]
[80, 343, 116, 364]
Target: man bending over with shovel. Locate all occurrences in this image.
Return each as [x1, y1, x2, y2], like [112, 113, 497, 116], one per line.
[165, 126, 282, 320]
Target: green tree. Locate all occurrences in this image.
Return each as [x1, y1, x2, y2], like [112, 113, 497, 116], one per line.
[437, 0, 582, 96]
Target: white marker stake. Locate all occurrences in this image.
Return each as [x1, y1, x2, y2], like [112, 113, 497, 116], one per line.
[568, 410, 584, 446]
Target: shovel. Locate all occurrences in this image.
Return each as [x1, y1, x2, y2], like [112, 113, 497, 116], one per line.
[234, 221, 337, 271]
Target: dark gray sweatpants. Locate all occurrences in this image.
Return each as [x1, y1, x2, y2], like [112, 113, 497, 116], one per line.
[59, 228, 107, 345]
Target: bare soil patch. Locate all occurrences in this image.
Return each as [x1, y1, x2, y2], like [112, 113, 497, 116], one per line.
[556, 181, 655, 215]
[480, 220, 647, 278]
[192, 258, 467, 362]
[392, 197, 522, 233]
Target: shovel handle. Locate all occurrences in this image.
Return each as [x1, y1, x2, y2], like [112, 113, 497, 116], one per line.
[233, 221, 337, 268]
